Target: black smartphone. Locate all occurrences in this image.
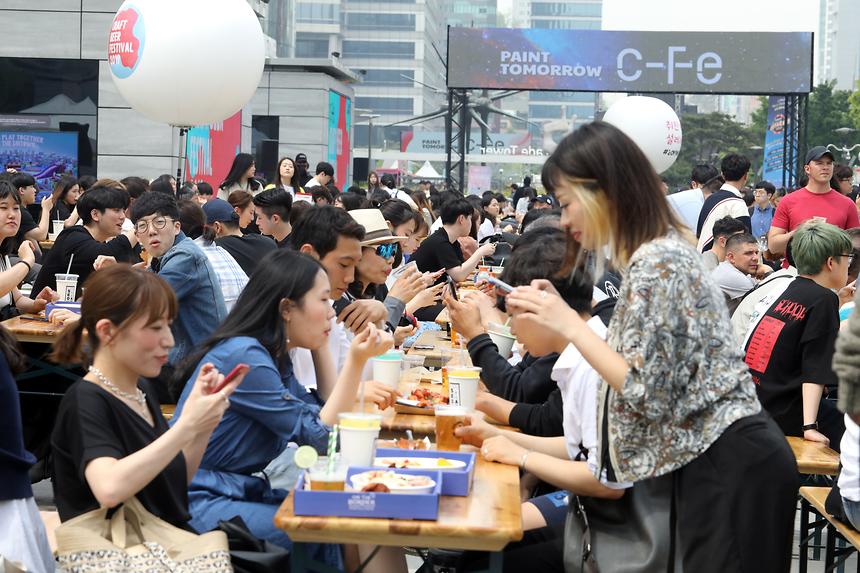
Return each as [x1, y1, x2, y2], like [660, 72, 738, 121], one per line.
[332, 292, 355, 317]
[445, 274, 458, 299]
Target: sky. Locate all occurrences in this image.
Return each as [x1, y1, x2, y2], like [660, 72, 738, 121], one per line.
[601, 0, 819, 33]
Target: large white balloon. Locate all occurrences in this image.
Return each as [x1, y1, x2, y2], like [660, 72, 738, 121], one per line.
[602, 96, 682, 174]
[108, 0, 265, 127]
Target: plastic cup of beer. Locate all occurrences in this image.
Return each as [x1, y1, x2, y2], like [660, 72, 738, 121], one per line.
[371, 350, 403, 390]
[307, 457, 348, 491]
[338, 412, 383, 467]
[55, 273, 79, 302]
[435, 405, 471, 451]
[447, 367, 481, 410]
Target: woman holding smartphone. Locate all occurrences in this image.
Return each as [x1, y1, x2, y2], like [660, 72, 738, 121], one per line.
[506, 122, 798, 572]
[49, 265, 241, 529]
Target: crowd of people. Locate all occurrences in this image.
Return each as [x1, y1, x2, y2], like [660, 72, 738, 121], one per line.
[3, 123, 860, 572]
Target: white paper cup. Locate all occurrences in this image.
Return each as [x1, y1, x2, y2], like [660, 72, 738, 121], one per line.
[338, 412, 382, 468]
[488, 329, 517, 359]
[52, 221, 64, 235]
[47, 232, 58, 242]
[372, 353, 403, 390]
[55, 273, 79, 302]
[448, 367, 481, 410]
[492, 266, 504, 275]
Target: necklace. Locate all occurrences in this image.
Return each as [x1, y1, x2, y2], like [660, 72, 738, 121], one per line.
[88, 366, 147, 412]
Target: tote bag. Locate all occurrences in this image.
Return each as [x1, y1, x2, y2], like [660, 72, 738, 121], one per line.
[54, 497, 232, 572]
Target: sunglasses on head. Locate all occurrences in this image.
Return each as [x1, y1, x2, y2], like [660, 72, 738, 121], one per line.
[375, 243, 398, 259]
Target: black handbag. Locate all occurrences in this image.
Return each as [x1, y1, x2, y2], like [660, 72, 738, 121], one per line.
[0, 303, 20, 321]
[215, 516, 291, 573]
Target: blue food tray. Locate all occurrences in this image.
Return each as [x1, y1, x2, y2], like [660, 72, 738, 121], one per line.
[46, 301, 81, 318]
[374, 448, 475, 496]
[293, 467, 442, 520]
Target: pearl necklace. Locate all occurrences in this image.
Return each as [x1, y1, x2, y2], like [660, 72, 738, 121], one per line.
[88, 366, 147, 412]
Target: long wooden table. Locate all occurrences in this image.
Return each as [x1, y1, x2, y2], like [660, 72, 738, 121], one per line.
[2, 314, 65, 344]
[787, 436, 840, 476]
[274, 449, 523, 572]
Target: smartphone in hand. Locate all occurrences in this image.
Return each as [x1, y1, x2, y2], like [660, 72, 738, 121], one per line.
[210, 363, 249, 394]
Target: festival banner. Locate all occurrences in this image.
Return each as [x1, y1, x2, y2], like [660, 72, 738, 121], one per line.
[328, 91, 351, 189]
[184, 111, 242, 187]
[761, 96, 786, 187]
[447, 28, 813, 94]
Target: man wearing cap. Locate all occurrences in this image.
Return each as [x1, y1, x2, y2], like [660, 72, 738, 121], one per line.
[768, 147, 860, 258]
[294, 153, 312, 187]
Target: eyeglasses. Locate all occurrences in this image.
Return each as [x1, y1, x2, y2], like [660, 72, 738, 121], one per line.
[135, 216, 173, 234]
[840, 253, 856, 264]
[375, 243, 398, 259]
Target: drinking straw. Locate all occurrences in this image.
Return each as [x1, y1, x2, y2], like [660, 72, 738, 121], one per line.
[499, 258, 505, 267]
[326, 424, 339, 475]
[481, 257, 486, 266]
[504, 316, 512, 328]
[406, 429, 414, 441]
[65, 253, 74, 275]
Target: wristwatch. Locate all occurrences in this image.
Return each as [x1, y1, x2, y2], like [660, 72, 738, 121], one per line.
[802, 422, 819, 431]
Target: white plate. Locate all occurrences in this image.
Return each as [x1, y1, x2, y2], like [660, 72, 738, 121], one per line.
[374, 456, 467, 470]
[349, 470, 436, 494]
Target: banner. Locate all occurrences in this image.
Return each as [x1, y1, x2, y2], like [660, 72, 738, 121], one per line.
[328, 91, 351, 189]
[468, 165, 492, 195]
[401, 131, 543, 156]
[184, 111, 241, 188]
[447, 28, 813, 94]
[0, 131, 78, 190]
[761, 96, 786, 186]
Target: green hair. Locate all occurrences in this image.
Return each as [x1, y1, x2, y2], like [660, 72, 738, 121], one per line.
[792, 220, 852, 275]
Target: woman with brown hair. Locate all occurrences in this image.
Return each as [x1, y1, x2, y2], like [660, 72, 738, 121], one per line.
[49, 175, 81, 227]
[506, 121, 798, 571]
[49, 265, 244, 529]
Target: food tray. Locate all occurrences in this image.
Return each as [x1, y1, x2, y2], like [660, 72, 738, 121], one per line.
[293, 467, 442, 520]
[375, 448, 475, 496]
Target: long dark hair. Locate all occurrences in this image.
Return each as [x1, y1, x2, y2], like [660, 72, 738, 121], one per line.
[220, 153, 261, 191]
[52, 175, 78, 206]
[481, 194, 497, 227]
[176, 250, 325, 387]
[273, 157, 302, 191]
[0, 180, 21, 256]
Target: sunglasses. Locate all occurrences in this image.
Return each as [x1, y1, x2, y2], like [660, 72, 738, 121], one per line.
[375, 243, 398, 259]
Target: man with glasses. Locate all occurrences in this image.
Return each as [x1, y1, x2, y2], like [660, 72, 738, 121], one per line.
[742, 220, 855, 449]
[130, 192, 227, 402]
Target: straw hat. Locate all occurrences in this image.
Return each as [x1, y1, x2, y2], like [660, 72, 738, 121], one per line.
[349, 209, 407, 246]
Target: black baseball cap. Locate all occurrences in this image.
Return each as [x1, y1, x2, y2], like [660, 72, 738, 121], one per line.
[533, 195, 553, 206]
[295, 153, 308, 163]
[805, 146, 835, 165]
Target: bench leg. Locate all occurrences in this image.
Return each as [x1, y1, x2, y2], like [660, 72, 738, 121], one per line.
[800, 498, 810, 573]
[825, 525, 836, 572]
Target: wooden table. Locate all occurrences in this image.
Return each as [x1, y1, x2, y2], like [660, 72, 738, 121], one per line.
[787, 436, 840, 476]
[2, 314, 65, 344]
[274, 449, 523, 572]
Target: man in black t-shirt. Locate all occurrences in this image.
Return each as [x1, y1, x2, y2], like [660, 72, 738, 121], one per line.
[411, 197, 496, 283]
[743, 220, 851, 449]
[11, 173, 53, 280]
[33, 184, 137, 299]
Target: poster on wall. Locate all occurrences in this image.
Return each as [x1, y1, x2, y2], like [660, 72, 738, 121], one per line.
[0, 131, 78, 191]
[328, 91, 351, 189]
[468, 165, 492, 195]
[184, 111, 242, 188]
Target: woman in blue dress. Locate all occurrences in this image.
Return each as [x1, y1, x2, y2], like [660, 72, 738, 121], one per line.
[171, 249, 394, 566]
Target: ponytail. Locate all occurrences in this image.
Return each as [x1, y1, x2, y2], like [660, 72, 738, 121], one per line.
[49, 318, 86, 366]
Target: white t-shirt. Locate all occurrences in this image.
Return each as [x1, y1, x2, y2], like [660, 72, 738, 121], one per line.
[0, 256, 13, 308]
[477, 219, 496, 242]
[840, 414, 860, 501]
[551, 316, 630, 490]
[733, 268, 797, 347]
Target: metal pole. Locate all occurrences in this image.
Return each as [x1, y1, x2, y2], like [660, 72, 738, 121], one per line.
[367, 117, 373, 174]
[176, 127, 188, 187]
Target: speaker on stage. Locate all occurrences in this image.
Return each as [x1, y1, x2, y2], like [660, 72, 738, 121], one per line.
[256, 139, 279, 183]
[353, 157, 369, 185]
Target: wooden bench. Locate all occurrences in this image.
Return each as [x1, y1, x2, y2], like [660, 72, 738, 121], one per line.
[39, 510, 60, 553]
[799, 486, 860, 572]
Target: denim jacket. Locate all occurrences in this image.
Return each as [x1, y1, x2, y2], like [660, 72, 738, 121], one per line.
[156, 232, 228, 363]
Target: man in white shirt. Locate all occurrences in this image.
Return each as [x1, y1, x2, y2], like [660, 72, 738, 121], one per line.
[303, 161, 333, 189]
[697, 154, 753, 252]
[667, 164, 719, 231]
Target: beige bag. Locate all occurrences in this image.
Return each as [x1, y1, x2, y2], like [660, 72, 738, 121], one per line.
[54, 497, 232, 572]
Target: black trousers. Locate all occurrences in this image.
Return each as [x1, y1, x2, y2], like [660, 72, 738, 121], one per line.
[673, 410, 799, 573]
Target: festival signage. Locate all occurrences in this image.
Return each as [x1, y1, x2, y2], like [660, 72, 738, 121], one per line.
[447, 28, 813, 94]
[184, 111, 242, 187]
[401, 131, 541, 156]
[761, 96, 787, 186]
[328, 91, 351, 189]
